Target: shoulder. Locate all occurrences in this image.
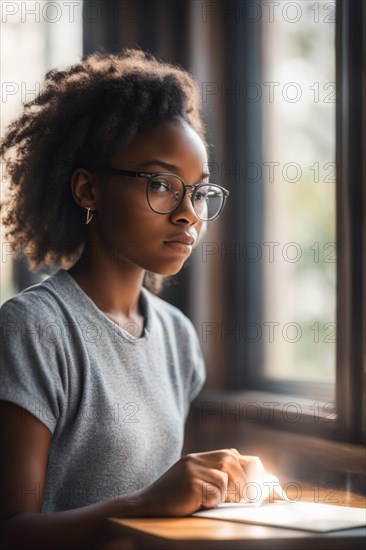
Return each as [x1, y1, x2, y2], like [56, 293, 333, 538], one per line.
[1, 270, 68, 327]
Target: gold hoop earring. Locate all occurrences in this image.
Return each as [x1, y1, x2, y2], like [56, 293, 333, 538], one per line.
[85, 207, 94, 225]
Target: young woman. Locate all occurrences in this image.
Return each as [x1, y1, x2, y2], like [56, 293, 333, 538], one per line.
[0, 48, 266, 549]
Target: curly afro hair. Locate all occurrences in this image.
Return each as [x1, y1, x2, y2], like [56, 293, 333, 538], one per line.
[0, 47, 208, 294]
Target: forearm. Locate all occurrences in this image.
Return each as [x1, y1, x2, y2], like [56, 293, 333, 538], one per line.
[1, 492, 149, 550]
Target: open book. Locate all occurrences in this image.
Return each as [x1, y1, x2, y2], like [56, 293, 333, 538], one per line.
[192, 500, 366, 533]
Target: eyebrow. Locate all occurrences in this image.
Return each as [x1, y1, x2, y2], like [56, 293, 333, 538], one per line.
[140, 159, 210, 179]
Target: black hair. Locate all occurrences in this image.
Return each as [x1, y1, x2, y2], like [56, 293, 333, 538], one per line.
[0, 47, 207, 294]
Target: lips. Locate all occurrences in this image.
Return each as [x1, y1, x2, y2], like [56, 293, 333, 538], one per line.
[163, 234, 196, 246]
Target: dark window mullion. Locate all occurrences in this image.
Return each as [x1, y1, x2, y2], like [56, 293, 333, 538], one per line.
[335, 0, 365, 444]
[224, 6, 264, 391]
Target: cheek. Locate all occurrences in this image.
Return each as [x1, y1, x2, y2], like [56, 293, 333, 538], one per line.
[96, 191, 139, 248]
[98, 193, 161, 250]
[100, 199, 133, 233]
[98, 186, 141, 228]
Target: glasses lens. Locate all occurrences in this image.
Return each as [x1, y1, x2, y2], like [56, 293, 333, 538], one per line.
[147, 176, 225, 220]
[193, 184, 224, 220]
[148, 175, 184, 214]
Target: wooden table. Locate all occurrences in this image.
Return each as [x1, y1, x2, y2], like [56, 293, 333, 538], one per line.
[103, 488, 366, 550]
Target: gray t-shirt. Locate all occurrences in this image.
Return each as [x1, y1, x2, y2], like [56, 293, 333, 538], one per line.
[0, 268, 206, 512]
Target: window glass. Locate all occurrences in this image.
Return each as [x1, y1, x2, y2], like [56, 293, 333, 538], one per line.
[261, 0, 336, 385]
[1, 0, 83, 304]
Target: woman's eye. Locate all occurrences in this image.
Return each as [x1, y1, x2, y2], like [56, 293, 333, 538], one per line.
[150, 180, 171, 193]
[195, 192, 207, 202]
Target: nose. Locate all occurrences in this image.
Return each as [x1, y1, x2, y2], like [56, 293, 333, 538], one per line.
[169, 186, 198, 224]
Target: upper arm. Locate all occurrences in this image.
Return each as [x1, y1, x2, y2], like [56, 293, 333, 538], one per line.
[0, 401, 52, 522]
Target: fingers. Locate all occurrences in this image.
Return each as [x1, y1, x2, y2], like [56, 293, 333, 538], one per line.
[190, 449, 249, 503]
[207, 449, 249, 501]
[237, 455, 264, 502]
[238, 455, 265, 477]
[237, 456, 286, 505]
[218, 450, 248, 502]
[204, 450, 269, 504]
[198, 468, 229, 509]
[188, 449, 276, 507]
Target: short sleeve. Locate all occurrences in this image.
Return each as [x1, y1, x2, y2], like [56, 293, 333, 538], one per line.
[0, 296, 65, 434]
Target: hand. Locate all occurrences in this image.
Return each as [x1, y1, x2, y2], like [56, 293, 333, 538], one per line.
[134, 448, 267, 517]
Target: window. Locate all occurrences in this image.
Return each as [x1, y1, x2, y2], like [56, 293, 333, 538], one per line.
[227, 0, 338, 405]
[261, 1, 336, 394]
[190, 0, 364, 447]
[1, 0, 83, 304]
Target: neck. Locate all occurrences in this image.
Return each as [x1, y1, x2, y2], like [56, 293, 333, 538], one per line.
[67, 243, 146, 320]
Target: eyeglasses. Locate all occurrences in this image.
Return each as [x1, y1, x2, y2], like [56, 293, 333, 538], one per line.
[91, 166, 230, 222]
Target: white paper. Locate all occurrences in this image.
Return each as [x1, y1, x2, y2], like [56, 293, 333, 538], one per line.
[192, 500, 366, 533]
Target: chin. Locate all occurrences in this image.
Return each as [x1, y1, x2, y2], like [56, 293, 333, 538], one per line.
[157, 264, 185, 276]
[144, 259, 187, 277]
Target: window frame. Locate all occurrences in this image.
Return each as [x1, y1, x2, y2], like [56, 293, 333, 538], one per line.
[334, 0, 365, 445]
[222, 0, 365, 444]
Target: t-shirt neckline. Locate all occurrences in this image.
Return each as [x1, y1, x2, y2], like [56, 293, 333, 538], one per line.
[55, 268, 151, 343]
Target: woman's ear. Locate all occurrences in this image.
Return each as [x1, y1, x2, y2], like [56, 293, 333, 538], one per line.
[70, 168, 98, 210]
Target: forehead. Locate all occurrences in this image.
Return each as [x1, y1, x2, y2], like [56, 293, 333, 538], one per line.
[111, 119, 208, 169]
